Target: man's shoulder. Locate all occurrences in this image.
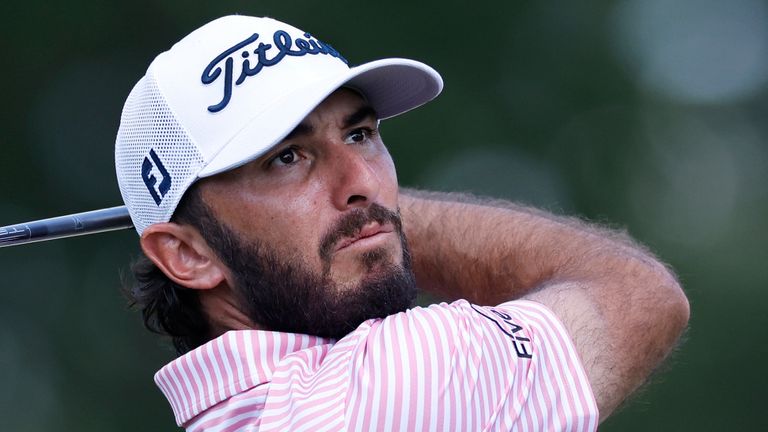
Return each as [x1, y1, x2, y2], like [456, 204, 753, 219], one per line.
[344, 298, 557, 346]
[368, 298, 558, 326]
[340, 298, 575, 362]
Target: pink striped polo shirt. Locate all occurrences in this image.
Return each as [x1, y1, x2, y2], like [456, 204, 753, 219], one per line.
[155, 299, 598, 431]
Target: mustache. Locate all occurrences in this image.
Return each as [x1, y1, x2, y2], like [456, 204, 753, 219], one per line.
[318, 203, 403, 263]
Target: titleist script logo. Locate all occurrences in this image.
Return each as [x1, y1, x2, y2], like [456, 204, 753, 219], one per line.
[201, 30, 347, 113]
[142, 149, 172, 205]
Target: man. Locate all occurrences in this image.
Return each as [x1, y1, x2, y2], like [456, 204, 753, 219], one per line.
[117, 15, 689, 431]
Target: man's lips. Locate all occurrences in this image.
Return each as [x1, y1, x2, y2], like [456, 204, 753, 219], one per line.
[334, 222, 394, 253]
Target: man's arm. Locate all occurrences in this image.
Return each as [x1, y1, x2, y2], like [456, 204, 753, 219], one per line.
[399, 188, 690, 421]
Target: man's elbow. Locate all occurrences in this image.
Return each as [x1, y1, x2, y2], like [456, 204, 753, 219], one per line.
[667, 279, 690, 341]
[650, 263, 691, 347]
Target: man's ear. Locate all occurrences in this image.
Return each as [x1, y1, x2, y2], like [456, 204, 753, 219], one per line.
[140, 222, 226, 290]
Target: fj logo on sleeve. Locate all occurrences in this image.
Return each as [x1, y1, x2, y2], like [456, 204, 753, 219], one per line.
[472, 305, 533, 359]
[141, 149, 172, 205]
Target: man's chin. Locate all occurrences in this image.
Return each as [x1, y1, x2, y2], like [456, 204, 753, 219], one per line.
[318, 261, 418, 337]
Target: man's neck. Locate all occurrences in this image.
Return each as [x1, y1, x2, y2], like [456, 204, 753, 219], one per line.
[199, 285, 259, 336]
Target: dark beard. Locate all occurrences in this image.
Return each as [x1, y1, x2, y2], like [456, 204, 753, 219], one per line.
[203, 203, 417, 339]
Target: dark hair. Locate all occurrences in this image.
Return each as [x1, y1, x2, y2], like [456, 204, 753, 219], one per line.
[123, 183, 215, 355]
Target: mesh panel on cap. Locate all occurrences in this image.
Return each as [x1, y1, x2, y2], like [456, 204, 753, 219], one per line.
[115, 72, 205, 235]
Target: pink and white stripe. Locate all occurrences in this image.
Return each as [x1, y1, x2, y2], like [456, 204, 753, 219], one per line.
[155, 300, 598, 431]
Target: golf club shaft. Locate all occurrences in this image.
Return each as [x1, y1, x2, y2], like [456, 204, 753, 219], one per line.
[0, 206, 133, 248]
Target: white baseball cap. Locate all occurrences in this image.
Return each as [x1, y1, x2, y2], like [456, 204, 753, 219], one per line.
[115, 15, 443, 235]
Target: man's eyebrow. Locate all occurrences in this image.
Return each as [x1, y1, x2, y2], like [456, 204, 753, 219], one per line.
[282, 122, 314, 141]
[282, 105, 378, 142]
[343, 105, 378, 128]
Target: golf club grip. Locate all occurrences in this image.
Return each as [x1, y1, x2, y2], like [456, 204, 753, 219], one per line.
[0, 206, 133, 248]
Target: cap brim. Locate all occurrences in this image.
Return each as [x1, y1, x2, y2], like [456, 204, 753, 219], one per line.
[197, 58, 443, 177]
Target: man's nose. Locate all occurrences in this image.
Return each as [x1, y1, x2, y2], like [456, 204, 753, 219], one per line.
[327, 146, 381, 210]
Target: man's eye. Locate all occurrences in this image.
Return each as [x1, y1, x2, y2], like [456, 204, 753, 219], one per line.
[272, 148, 298, 166]
[346, 128, 374, 144]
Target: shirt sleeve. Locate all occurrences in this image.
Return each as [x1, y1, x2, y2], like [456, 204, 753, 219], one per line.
[342, 299, 599, 432]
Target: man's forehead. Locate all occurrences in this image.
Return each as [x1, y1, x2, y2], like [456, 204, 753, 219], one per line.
[307, 87, 376, 123]
[283, 88, 378, 140]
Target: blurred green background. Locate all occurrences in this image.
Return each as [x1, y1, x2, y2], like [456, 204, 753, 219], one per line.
[1, 0, 766, 430]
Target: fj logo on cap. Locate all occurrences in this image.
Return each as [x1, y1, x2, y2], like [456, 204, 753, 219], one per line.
[141, 149, 172, 206]
[202, 30, 347, 113]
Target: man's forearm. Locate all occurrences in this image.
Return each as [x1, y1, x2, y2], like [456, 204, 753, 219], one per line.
[399, 188, 667, 303]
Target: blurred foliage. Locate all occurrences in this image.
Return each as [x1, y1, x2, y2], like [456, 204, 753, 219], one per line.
[1, 0, 766, 430]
